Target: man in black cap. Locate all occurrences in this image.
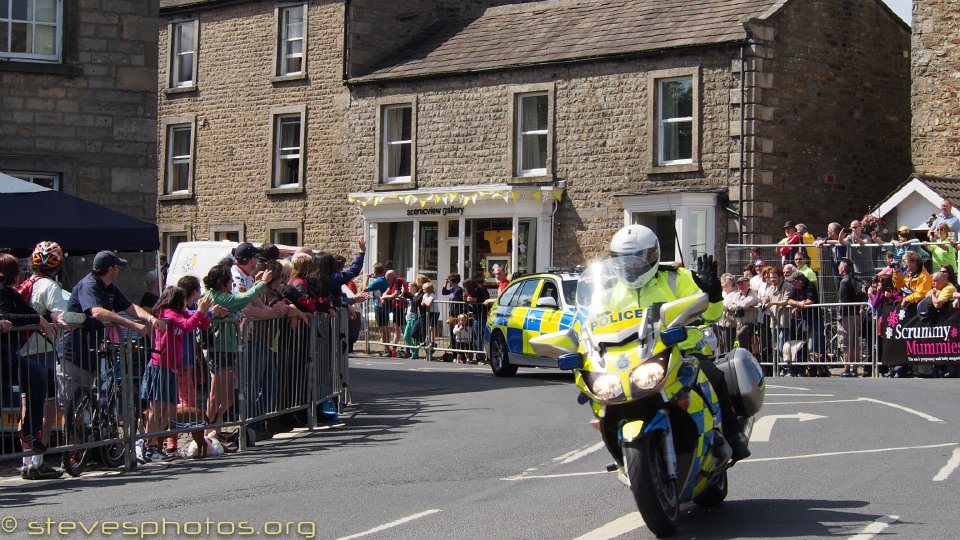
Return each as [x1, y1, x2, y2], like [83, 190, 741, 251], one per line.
[58, 250, 166, 412]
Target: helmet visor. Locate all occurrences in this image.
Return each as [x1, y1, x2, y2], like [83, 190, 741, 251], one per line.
[609, 245, 659, 287]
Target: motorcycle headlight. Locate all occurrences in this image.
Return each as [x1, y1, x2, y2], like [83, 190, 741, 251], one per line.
[586, 372, 624, 401]
[629, 361, 665, 390]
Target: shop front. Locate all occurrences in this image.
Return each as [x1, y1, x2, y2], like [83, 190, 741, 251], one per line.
[348, 185, 561, 288]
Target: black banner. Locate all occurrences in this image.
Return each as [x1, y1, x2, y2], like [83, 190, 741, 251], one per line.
[880, 304, 960, 365]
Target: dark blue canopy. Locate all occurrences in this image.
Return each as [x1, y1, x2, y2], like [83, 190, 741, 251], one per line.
[0, 175, 158, 255]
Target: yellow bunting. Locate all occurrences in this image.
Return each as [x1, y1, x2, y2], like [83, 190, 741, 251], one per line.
[442, 195, 449, 205]
[419, 197, 428, 208]
[532, 191, 542, 201]
[373, 196, 382, 206]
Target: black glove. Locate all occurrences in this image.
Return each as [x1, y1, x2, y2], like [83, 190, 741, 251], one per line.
[694, 254, 723, 303]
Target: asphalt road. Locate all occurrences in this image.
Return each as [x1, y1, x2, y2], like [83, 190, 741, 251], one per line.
[1, 356, 959, 539]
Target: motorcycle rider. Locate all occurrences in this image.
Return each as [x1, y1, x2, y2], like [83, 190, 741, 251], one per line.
[607, 224, 751, 463]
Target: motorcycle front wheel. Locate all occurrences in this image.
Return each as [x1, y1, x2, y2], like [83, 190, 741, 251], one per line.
[624, 435, 679, 538]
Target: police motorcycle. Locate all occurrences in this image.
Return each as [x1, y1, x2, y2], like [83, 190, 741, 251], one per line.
[530, 260, 765, 537]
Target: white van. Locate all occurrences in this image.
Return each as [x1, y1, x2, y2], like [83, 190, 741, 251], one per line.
[165, 241, 299, 290]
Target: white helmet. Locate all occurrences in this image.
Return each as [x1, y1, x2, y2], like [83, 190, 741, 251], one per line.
[609, 225, 660, 289]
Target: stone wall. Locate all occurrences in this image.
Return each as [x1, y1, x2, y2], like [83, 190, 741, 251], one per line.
[346, 48, 741, 265]
[0, 0, 159, 223]
[0, 0, 159, 296]
[913, 0, 960, 177]
[748, 0, 912, 243]
[157, 0, 357, 254]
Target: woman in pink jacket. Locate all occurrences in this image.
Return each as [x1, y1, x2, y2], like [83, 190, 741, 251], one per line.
[141, 286, 212, 461]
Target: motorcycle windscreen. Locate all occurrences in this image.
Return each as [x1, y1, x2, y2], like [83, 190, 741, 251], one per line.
[576, 260, 649, 347]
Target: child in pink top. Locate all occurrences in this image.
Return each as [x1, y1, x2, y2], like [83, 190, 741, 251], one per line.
[140, 286, 212, 461]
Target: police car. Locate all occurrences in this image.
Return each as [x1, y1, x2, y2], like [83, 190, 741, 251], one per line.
[484, 272, 579, 376]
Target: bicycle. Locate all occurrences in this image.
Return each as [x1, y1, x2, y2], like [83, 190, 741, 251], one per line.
[61, 341, 134, 476]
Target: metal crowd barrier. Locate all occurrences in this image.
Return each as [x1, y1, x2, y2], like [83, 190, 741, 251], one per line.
[714, 302, 878, 377]
[2, 310, 349, 468]
[726, 242, 954, 304]
[360, 298, 487, 362]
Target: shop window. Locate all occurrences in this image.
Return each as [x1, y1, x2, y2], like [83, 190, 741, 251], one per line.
[417, 221, 439, 283]
[517, 219, 536, 276]
[372, 221, 414, 280]
[0, 0, 62, 62]
[467, 218, 513, 287]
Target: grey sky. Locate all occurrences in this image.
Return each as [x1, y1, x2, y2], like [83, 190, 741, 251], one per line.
[881, 0, 911, 25]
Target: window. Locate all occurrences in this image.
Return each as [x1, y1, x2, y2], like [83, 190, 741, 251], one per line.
[516, 92, 548, 176]
[657, 77, 693, 165]
[0, 0, 61, 62]
[164, 123, 193, 195]
[622, 192, 716, 265]
[277, 4, 304, 77]
[515, 279, 540, 308]
[163, 232, 188, 258]
[4, 170, 58, 190]
[271, 229, 299, 247]
[169, 19, 198, 88]
[215, 231, 240, 242]
[498, 281, 524, 307]
[273, 113, 303, 188]
[381, 104, 412, 183]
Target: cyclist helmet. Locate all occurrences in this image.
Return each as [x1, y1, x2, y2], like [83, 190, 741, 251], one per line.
[609, 225, 659, 289]
[31, 241, 64, 269]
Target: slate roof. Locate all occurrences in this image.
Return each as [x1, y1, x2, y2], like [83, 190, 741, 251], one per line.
[351, 0, 784, 82]
[917, 175, 960, 204]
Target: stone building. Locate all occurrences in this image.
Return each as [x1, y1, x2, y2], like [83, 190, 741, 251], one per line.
[0, 0, 159, 289]
[157, 0, 910, 285]
[912, 0, 960, 178]
[0, 0, 158, 231]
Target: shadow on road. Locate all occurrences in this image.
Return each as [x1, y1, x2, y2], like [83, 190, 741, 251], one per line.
[680, 498, 904, 538]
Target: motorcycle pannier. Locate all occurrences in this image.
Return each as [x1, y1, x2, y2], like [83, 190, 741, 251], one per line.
[714, 348, 765, 417]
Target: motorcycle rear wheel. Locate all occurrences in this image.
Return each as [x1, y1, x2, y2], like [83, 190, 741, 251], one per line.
[624, 435, 679, 538]
[693, 469, 728, 507]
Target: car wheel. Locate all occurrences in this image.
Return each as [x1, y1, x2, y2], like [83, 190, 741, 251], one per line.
[490, 333, 518, 377]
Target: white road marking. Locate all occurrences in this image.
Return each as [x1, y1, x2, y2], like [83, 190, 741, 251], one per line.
[741, 442, 957, 463]
[764, 399, 862, 405]
[857, 397, 945, 423]
[335, 509, 442, 540]
[751, 413, 828, 442]
[847, 515, 898, 540]
[555, 442, 606, 465]
[765, 384, 810, 391]
[765, 393, 834, 397]
[572, 512, 646, 540]
[933, 447, 960, 482]
[503, 470, 612, 481]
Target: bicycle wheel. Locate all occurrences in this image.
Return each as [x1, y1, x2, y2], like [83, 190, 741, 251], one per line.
[99, 395, 127, 468]
[62, 394, 93, 477]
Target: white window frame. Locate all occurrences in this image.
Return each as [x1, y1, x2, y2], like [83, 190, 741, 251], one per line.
[622, 192, 716, 264]
[272, 112, 304, 189]
[164, 123, 194, 195]
[515, 92, 549, 177]
[3, 170, 59, 190]
[277, 4, 305, 77]
[267, 221, 303, 247]
[0, 0, 62, 62]
[169, 19, 198, 89]
[657, 77, 693, 166]
[380, 103, 414, 184]
[647, 67, 700, 173]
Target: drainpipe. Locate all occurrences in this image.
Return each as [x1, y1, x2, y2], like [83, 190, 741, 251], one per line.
[738, 42, 746, 245]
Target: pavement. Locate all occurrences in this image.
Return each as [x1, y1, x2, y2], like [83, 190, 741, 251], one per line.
[0, 354, 958, 539]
